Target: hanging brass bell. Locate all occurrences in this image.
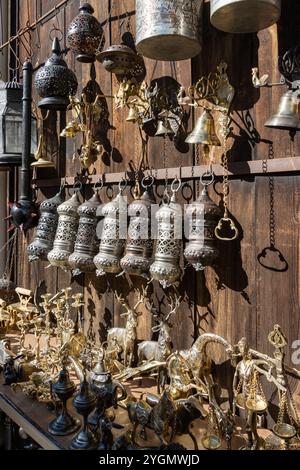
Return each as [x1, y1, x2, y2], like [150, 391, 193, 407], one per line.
[185, 109, 221, 146]
[265, 90, 300, 131]
[126, 106, 138, 123]
[155, 119, 175, 137]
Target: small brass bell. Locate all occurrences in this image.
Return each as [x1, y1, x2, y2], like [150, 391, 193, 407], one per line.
[265, 90, 300, 131]
[126, 106, 138, 123]
[185, 109, 221, 146]
[155, 119, 174, 137]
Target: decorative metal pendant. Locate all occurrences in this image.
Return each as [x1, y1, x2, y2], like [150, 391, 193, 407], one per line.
[120, 177, 155, 278]
[184, 180, 221, 271]
[136, 0, 202, 61]
[150, 180, 182, 288]
[47, 191, 81, 271]
[68, 189, 102, 276]
[93, 182, 127, 276]
[27, 188, 65, 263]
[34, 38, 78, 110]
[210, 0, 281, 34]
[67, 3, 104, 63]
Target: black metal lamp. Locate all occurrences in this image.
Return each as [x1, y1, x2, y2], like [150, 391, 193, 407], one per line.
[0, 80, 36, 167]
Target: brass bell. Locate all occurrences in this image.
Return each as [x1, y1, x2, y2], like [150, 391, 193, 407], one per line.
[265, 90, 300, 131]
[126, 106, 138, 123]
[185, 109, 221, 146]
[155, 119, 174, 137]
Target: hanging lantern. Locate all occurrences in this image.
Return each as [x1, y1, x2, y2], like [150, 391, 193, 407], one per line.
[150, 179, 182, 288]
[34, 38, 78, 111]
[0, 80, 37, 167]
[93, 182, 128, 276]
[210, 0, 281, 34]
[97, 44, 135, 74]
[68, 188, 102, 276]
[67, 3, 104, 63]
[27, 188, 65, 263]
[184, 177, 221, 271]
[136, 0, 202, 61]
[120, 177, 155, 278]
[47, 190, 81, 271]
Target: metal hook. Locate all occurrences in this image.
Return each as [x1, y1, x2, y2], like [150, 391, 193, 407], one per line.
[93, 178, 104, 192]
[119, 178, 127, 193]
[142, 175, 154, 189]
[73, 180, 83, 193]
[200, 168, 215, 187]
[49, 27, 64, 42]
[171, 177, 182, 193]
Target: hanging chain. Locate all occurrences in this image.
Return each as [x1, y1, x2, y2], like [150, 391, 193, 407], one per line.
[163, 134, 169, 199]
[266, 144, 276, 248]
[195, 144, 200, 198]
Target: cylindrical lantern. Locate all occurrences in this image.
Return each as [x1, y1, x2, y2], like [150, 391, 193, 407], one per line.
[120, 179, 155, 278]
[184, 184, 221, 271]
[68, 190, 102, 276]
[210, 0, 281, 34]
[93, 184, 127, 276]
[136, 0, 202, 61]
[150, 181, 182, 288]
[48, 192, 81, 270]
[27, 189, 65, 262]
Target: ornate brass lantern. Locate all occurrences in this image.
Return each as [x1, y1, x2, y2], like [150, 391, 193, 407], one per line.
[184, 176, 221, 271]
[47, 190, 81, 270]
[27, 188, 65, 262]
[67, 3, 104, 63]
[136, 0, 202, 61]
[210, 0, 281, 34]
[120, 177, 155, 278]
[34, 38, 78, 110]
[93, 181, 128, 276]
[150, 179, 182, 288]
[68, 187, 102, 276]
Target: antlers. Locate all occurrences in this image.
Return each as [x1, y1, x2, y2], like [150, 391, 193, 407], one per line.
[114, 285, 149, 318]
[165, 294, 181, 323]
[149, 294, 181, 332]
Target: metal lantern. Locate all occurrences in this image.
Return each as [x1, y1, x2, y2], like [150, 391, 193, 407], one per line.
[67, 3, 104, 63]
[68, 189, 102, 276]
[0, 80, 36, 167]
[93, 183, 128, 276]
[210, 0, 281, 34]
[34, 38, 78, 111]
[150, 180, 182, 288]
[27, 188, 65, 262]
[184, 181, 221, 271]
[120, 178, 155, 278]
[136, 0, 202, 61]
[47, 191, 81, 270]
[97, 44, 136, 74]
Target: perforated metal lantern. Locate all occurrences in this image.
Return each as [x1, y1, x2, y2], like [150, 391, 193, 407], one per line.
[184, 185, 221, 271]
[93, 187, 127, 276]
[34, 38, 78, 110]
[67, 3, 104, 63]
[210, 0, 281, 34]
[68, 190, 102, 276]
[27, 189, 65, 262]
[150, 183, 182, 288]
[120, 181, 155, 278]
[136, 0, 202, 61]
[48, 192, 81, 270]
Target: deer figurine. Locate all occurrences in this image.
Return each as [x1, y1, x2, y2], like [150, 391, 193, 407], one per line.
[137, 295, 181, 392]
[107, 289, 147, 368]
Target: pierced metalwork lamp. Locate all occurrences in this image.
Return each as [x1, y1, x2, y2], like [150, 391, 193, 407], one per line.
[10, 61, 39, 231]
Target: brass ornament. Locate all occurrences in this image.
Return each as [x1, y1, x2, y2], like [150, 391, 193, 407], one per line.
[93, 181, 128, 276]
[27, 188, 64, 262]
[136, 0, 202, 61]
[120, 177, 155, 278]
[185, 108, 221, 146]
[210, 0, 281, 34]
[48, 190, 81, 271]
[68, 187, 102, 276]
[184, 174, 222, 271]
[150, 179, 182, 288]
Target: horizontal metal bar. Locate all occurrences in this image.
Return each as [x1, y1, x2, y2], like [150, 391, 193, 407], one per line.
[33, 157, 300, 188]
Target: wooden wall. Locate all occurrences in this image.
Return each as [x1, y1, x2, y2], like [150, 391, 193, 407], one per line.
[15, 0, 300, 402]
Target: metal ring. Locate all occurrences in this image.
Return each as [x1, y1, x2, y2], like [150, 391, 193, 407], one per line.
[142, 175, 154, 189]
[93, 179, 104, 192]
[119, 178, 127, 193]
[73, 180, 83, 193]
[49, 27, 64, 42]
[171, 177, 182, 193]
[200, 170, 215, 187]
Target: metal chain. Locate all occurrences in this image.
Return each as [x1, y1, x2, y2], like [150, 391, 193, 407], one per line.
[287, 384, 300, 426]
[163, 135, 169, 199]
[222, 114, 230, 219]
[195, 144, 200, 198]
[277, 391, 287, 426]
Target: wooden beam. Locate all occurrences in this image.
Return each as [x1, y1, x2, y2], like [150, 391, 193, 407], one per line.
[34, 157, 300, 188]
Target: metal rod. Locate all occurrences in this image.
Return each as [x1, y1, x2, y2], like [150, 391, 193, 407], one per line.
[33, 157, 300, 188]
[20, 61, 32, 201]
[0, 0, 70, 52]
